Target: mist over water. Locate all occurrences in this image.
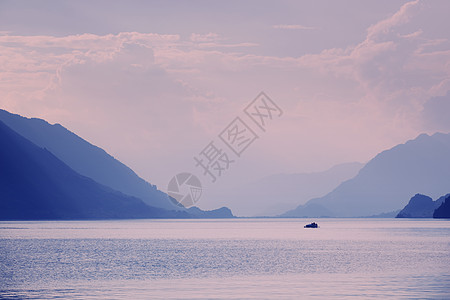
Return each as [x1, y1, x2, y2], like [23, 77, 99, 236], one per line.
[1, 219, 450, 299]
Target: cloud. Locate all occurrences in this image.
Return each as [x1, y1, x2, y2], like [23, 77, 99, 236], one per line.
[0, 32, 180, 51]
[0, 32, 183, 118]
[366, 0, 420, 41]
[1, 0, 450, 191]
[400, 29, 423, 39]
[195, 42, 258, 49]
[190, 33, 220, 42]
[273, 24, 315, 30]
[294, 0, 449, 116]
[189, 33, 258, 49]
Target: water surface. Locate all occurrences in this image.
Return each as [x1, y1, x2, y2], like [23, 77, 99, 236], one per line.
[1, 219, 449, 299]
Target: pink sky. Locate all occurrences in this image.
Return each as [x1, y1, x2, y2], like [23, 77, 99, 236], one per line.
[1, 0, 450, 211]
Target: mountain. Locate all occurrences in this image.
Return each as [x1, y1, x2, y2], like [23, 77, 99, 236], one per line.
[187, 206, 234, 218]
[283, 133, 450, 217]
[433, 195, 450, 218]
[365, 210, 401, 218]
[208, 162, 363, 217]
[396, 194, 447, 218]
[0, 109, 175, 210]
[280, 202, 333, 218]
[0, 120, 189, 220]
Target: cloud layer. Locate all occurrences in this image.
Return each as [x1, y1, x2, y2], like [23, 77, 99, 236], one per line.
[1, 1, 449, 210]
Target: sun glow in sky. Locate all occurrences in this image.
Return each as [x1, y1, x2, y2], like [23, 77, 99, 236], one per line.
[1, 0, 450, 208]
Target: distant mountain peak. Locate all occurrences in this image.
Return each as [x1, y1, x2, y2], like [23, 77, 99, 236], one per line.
[0, 119, 182, 220]
[0, 109, 175, 210]
[0, 110, 234, 219]
[397, 193, 450, 218]
[212, 161, 364, 217]
[282, 132, 450, 217]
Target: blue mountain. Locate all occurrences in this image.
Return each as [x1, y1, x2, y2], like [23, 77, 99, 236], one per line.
[0, 109, 174, 210]
[212, 162, 363, 217]
[0, 119, 189, 220]
[433, 195, 450, 218]
[283, 132, 450, 217]
[396, 193, 447, 218]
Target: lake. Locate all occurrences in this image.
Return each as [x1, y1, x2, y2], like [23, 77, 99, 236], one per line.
[1, 219, 449, 299]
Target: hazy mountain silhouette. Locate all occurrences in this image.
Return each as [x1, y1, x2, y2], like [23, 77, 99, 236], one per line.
[365, 210, 401, 218]
[187, 206, 234, 218]
[0, 109, 175, 210]
[210, 162, 363, 217]
[0, 120, 189, 220]
[433, 195, 450, 218]
[283, 133, 450, 217]
[280, 202, 333, 218]
[396, 193, 447, 218]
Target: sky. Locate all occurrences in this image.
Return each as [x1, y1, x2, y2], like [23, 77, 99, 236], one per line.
[1, 0, 450, 212]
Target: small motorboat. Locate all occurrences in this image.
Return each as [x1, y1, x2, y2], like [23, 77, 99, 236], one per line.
[304, 222, 318, 228]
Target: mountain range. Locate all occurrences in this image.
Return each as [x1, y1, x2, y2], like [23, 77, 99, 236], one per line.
[433, 195, 450, 218]
[0, 119, 183, 219]
[282, 132, 450, 217]
[1, 108, 449, 219]
[0, 110, 233, 220]
[208, 162, 363, 217]
[0, 109, 174, 210]
[396, 194, 448, 218]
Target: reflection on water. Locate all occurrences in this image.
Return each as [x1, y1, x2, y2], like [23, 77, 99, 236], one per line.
[1, 219, 449, 299]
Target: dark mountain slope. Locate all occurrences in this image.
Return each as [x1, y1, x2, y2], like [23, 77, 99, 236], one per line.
[283, 133, 450, 217]
[0, 109, 174, 210]
[0, 120, 185, 220]
[433, 195, 450, 218]
[396, 194, 447, 218]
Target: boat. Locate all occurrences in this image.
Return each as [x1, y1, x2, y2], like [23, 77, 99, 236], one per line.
[304, 222, 318, 228]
